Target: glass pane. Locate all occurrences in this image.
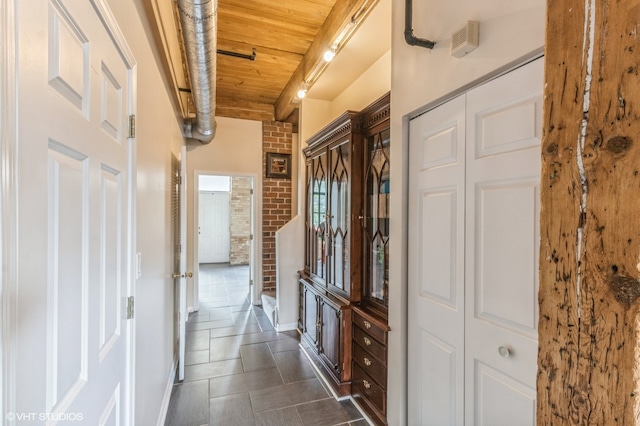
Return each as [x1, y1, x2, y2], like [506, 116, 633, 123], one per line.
[329, 143, 349, 290]
[305, 161, 312, 270]
[311, 154, 327, 279]
[365, 129, 390, 305]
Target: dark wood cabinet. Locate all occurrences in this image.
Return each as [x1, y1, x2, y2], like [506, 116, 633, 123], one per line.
[351, 306, 390, 425]
[298, 279, 352, 395]
[303, 111, 362, 299]
[300, 111, 360, 396]
[299, 93, 390, 421]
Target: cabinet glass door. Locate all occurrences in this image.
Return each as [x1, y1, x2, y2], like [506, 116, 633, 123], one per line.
[364, 128, 390, 308]
[329, 142, 350, 292]
[309, 153, 328, 281]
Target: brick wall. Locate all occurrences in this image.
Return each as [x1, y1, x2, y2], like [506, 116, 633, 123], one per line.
[229, 177, 251, 265]
[262, 121, 293, 291]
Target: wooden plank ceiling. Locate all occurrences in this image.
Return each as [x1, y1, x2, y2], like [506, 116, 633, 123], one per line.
[149, 0, 377, 124]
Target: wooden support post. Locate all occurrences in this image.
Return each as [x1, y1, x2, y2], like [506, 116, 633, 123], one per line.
[539, 0, 640, 423]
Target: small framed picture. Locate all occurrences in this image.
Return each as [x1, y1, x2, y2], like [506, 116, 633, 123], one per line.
[265, 152, 291, 179]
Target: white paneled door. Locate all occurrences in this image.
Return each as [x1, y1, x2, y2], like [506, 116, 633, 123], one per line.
[198, 192, 231, 263]
[15, 0, 135, 423]
[408, 58, 542, 425]
[408, 94, 467, 425]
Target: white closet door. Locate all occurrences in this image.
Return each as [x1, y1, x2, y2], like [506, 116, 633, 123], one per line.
[408, 58, 543, 425]
[464, 59, 543, 425]
[408, 95, 466, 425]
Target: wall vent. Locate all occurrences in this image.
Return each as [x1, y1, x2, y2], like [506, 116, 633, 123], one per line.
[451, 21, 479, 58]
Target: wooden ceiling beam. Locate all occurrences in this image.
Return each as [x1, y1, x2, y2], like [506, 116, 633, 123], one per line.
[274, 0, 378, 121]
[216, 98, 275, 122]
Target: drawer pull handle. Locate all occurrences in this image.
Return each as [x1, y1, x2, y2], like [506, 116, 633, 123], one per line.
[364, 357, 372, 366]
[363, 337, 372, 346]
[363, 380, 371, 389]
[363, 320, 371, 329]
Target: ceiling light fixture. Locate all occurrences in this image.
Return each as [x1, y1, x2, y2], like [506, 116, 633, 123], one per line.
[323, 46, 336, 62]
[292, 0, 377, 103]
[297, 83, 308, 99]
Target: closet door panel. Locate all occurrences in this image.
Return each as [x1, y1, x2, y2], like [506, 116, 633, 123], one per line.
[408, 94, 466, 425]
[465, 58, 543, 425]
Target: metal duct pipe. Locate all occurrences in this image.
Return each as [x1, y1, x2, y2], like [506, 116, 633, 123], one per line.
[404, 0, 435, 49]
[177, 0, 217, 144]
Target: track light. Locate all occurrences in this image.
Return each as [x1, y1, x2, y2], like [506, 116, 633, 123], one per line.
[297, 83, 308, 99]
[323, 46, 336, 62]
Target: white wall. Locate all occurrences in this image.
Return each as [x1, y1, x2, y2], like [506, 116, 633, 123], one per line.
[186, 117, 263, 307]
[105, 1, 184, 424]
[329, 50, 392, 120]
[387, 1, 546, 424]
[300, 50, 392, 144]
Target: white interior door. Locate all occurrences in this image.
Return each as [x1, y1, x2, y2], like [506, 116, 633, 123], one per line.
[408, 58, 542, 425]
[178, 147, 188, 381]
[15, 0, 135, 423]
[408, 95, 466, 424]
[198, 191, 230, 263]
[248, 179, 256, 302]
[464, 59, 542, 426]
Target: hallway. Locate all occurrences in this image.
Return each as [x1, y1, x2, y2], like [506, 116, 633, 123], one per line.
[165, 264, 368, 425]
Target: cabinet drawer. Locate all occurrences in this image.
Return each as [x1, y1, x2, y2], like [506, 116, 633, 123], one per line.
[353, 326, 386, 363]
[353, 312, 387, 345]
[353, 342, 386, 386]
[352, 362, 386, 415]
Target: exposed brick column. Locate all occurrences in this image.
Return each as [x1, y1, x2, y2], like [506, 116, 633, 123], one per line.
[229, 177, 251, 265]
[262, 121, 293, 291]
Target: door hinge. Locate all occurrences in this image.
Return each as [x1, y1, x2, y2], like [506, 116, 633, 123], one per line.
[126, 296, 135, 319]
[128, 115, 136, 138]
[250, 234, 254, 241]
[178, 175, 182, 185]
[250, 279, 254, 286]
[250, 189, 254, 195]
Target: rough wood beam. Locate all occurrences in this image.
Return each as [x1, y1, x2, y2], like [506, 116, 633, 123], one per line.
[538, 0, 640, 423]
[274, 0, 377, 121]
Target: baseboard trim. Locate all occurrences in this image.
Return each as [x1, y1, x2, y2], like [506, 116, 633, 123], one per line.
[156, 356, 177, 426]
[275, 322, 298, 332]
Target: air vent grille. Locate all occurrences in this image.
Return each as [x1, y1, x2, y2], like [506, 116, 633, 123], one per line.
[451, 21, 479, 58]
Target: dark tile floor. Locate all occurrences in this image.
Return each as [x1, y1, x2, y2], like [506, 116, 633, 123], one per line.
[165, 263, 368, 426]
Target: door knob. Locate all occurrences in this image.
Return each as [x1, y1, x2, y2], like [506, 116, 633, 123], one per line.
[498, 345, 511, 358]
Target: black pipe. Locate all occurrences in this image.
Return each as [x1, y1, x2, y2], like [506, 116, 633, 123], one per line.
[404, 0, 435, 49]
[217, 48, 257, 61]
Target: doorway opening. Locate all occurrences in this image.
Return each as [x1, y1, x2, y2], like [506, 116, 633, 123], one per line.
[193, 173, 257, 312]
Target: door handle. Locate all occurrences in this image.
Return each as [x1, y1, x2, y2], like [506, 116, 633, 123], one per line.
[172, 272, 193, 279]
